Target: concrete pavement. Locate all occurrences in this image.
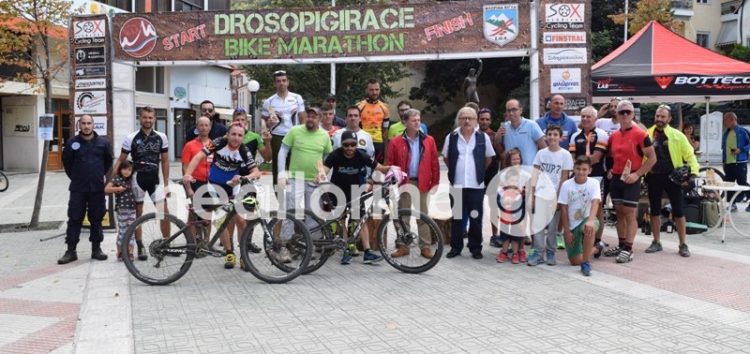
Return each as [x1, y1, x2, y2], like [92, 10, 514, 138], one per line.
[1, 163, 750, 353]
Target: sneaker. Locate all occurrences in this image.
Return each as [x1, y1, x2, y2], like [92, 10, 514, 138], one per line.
[247, 242, 262, 254]
[604, 246, 622, 257]
[580, 261, 592, 276]
[518, 248, 528, 263]
[57, 250, 78, 265]
[363, 250, 383, 264]
[594, 241, 605, 259]
[390, 245, 409, 258]
[420, 247, 434, 259]
[679, 243, 691, 257]
[556, 233, 565, 250]
[616, 249, 633, 263]
[137, 246, 148, 261]
[224, 252, 236, 269]
[546, 250, 557, 266]
[340, 249, 352, 265]
[645, 241, 663, 253]
[348, 244, 361, 257]
[272, 247, 292, 264]
[527, 253, 544, 266]
[511, 253, 520, 264]
[489, 235, 502, 248]
[496, 251, 508, 263]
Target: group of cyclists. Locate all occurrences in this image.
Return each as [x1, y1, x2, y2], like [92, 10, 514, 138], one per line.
[59, 70, 713, 281]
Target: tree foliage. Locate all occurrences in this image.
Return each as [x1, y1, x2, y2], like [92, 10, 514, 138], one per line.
[609, 0, 683, 36]
[235, 0, 410, 108]
[725, 44, 750, 62]
[0, 0, 74, 91]
[242, 63, 410, 108]
[591, 0, 628, 63]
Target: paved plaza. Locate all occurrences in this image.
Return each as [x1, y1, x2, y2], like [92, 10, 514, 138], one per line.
[1, 164, 750, 353]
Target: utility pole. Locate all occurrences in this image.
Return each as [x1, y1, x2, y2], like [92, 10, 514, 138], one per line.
[624, 0, 629, 41]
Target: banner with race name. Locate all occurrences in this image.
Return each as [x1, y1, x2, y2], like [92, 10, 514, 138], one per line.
[111, 1, 531, 62]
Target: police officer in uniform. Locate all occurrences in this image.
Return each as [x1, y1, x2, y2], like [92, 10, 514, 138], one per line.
[58, 114, 113, 264]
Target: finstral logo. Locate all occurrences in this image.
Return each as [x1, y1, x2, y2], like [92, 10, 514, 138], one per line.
[119, 17, 157, 58]
[654, 76, 674, 89]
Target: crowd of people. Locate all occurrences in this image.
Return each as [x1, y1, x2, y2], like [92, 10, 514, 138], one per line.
[58, 71, 750, 278]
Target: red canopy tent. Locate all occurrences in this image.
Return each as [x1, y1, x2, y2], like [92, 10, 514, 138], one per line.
[592, 21, 750, 104]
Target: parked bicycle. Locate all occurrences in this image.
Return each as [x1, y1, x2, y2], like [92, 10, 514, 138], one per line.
[0, 170, 8, 192]
[241, 174, 443, 275]
[121, 178, 313, 285]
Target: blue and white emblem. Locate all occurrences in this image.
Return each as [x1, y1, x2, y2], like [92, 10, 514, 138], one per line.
[483, 4, 519, 47]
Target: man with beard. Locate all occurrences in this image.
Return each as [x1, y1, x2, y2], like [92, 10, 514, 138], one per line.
[643, 105, 696, 257]
[58, 114, 113, 264]
[112, 106, 170, 261]
[357, 79, 390, 163]
[277, 107, 333, 262]
[186, 100, 227, 140]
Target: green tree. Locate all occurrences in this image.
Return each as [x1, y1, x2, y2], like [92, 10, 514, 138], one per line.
[591, 0, 628, 60]
[609, 0, 683, 36]
[725, 44, 750, 62]
[236, 0, 410, 107]
[0, 0, 76, 228]
[242, 63, 410, 108]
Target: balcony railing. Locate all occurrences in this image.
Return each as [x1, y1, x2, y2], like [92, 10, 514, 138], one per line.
[722, 0, 740, 15]
[671, 0, 693, 9]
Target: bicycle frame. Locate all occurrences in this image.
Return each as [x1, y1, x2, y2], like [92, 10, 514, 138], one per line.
[310, 180, 410, 250]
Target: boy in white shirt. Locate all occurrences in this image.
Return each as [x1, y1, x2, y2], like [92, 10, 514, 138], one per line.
[558, 155, 601, 276]
[529, 125, 574, 266]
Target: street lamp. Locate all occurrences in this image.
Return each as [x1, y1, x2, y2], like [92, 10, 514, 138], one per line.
[248, 79, 260, 132]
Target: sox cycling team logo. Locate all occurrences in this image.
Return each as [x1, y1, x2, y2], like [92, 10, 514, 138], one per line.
[488, 166, 558, 237]
[119, 17, 158, 58]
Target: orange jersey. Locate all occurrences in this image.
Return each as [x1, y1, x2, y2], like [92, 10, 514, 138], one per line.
[357, 99, 389, 143]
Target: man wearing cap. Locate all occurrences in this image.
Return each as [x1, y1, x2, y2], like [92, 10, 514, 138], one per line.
[332, 105, 376, 158]
[262, 70, 307, 185]
[318, 130, 392, 265]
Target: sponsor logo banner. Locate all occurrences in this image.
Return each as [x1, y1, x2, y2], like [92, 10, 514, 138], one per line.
[75, 115, 108, 136]
[111, 1, 532, 61]
[75, 47, 106, 65]
[543, 47, 587, 65]
[74, 91, 108, 115]
[550, 68, 582, 94]
[545, 3, 585, 23]
[483, 4, 519, 47]
[593, 74, 750, 96]
[74, 20, 105, 39]
[542, 31, 586, 44]
[75, 78, 107, 90]
[74, 66, 107, 78]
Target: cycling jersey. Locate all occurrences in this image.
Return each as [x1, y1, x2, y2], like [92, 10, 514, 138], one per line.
[569, 128, 608, 177]
[261, 92, 305, 136]
[356, 99, 390, 143]
[122, 129, 168, 175]
[608, 126, 652, 175]
[203, 137, 257, 185]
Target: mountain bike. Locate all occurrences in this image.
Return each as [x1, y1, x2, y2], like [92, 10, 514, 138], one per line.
[0, 170, 8, 192]
[121, 179, 313, 285]
[248, 175, 443, 275]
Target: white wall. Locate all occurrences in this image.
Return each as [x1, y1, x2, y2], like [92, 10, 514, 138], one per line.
[170, 66, 232, 109]
[112, 62, 136, 156]
[1, 95, 43, 172]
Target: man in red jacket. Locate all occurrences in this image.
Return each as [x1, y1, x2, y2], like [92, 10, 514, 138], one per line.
[386, 108, 440, 258]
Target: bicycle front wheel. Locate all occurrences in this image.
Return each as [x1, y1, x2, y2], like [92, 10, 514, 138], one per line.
[0, 170, 8, 192]
[121, 213, 195, 286]
[377, 209, 443, 274]
[239, 212, 313, 284]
